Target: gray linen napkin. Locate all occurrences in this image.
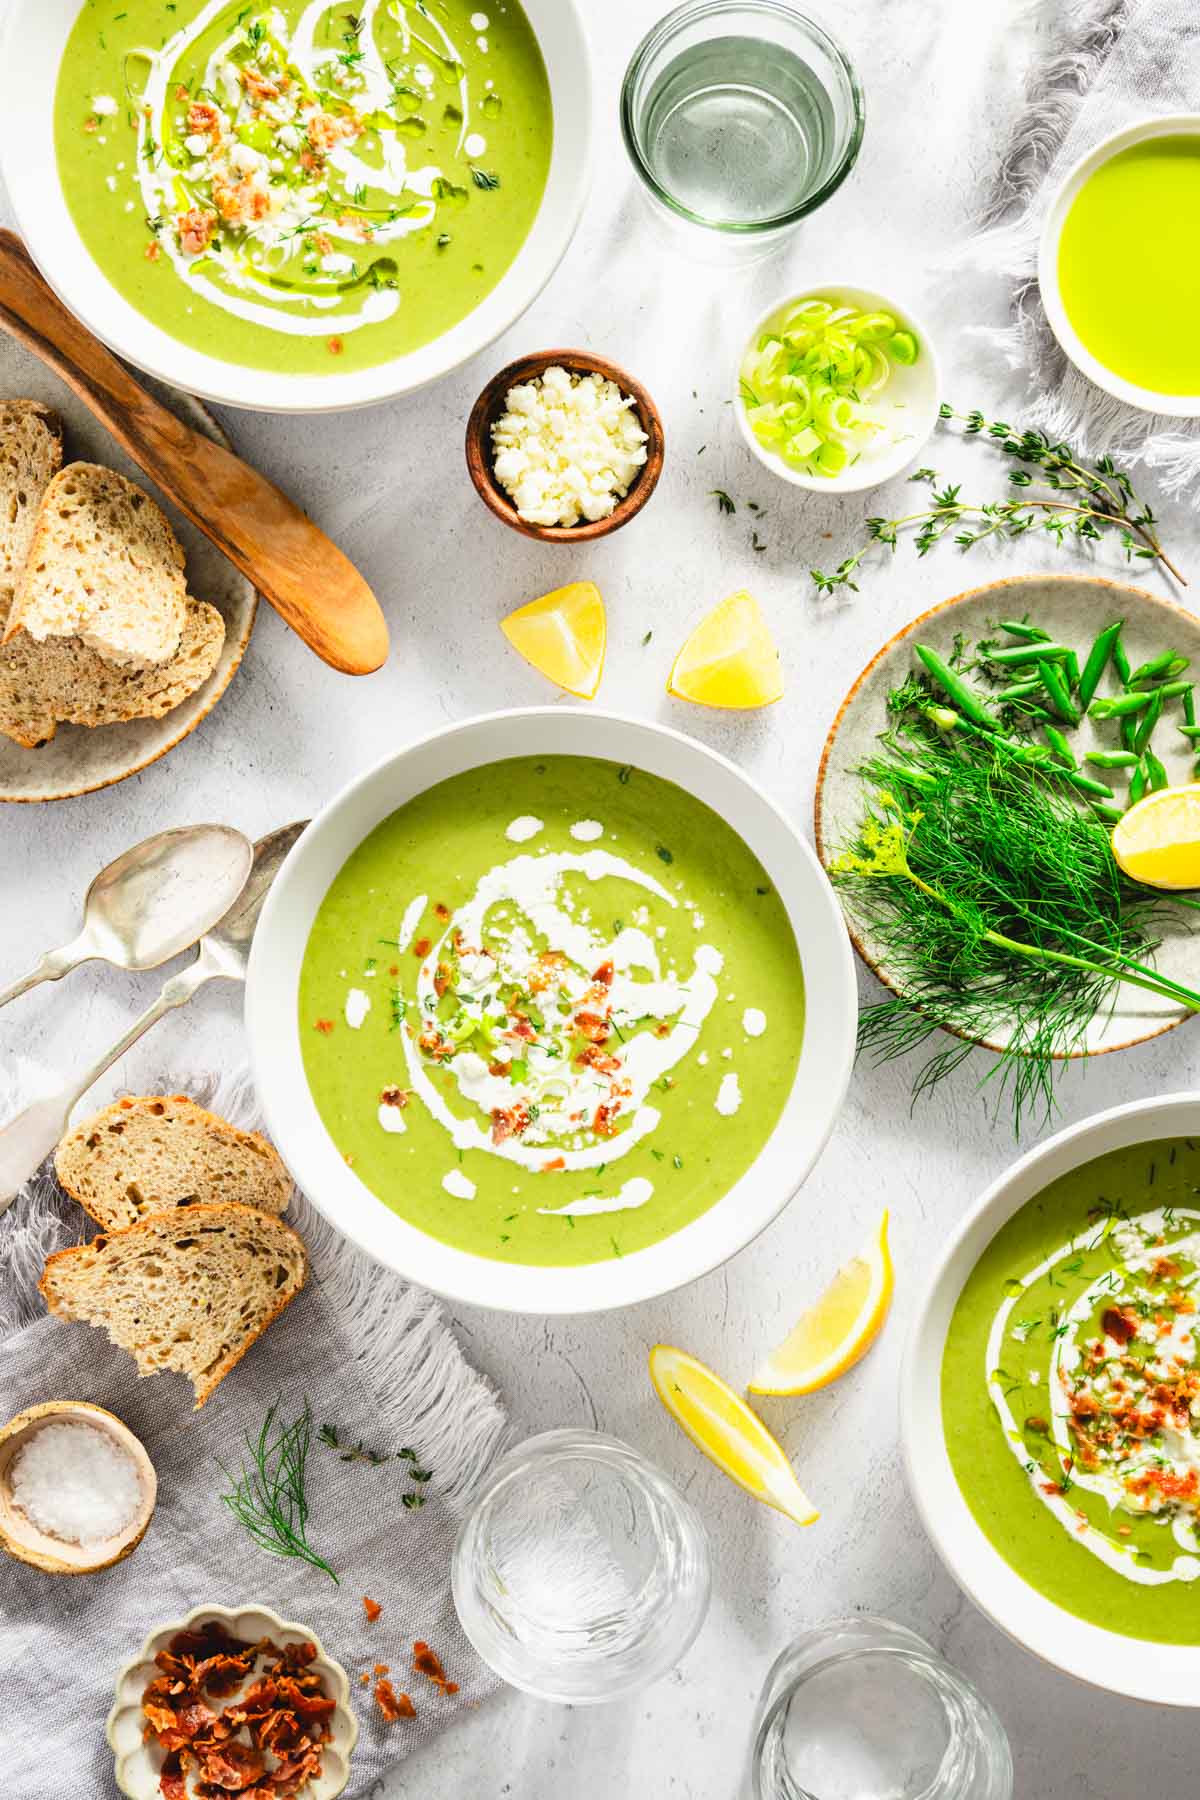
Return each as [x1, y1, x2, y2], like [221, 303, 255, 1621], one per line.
[967, 0, 1200, 495]
[0, 1069, 508, 1799]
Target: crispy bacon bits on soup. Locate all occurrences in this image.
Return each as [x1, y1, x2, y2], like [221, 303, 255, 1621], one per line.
[142, 1618, 336, 1798]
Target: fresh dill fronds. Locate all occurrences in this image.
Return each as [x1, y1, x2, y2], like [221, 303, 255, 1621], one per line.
[832, 698, 1200, 1131]
[710, 488, 736, 516]
[219, 1399, 338, 1582]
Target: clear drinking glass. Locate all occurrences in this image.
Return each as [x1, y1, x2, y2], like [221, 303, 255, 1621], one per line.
[620, 0, 865, 261]
[451, 1428, 711, 1703]
[749, 1617, 1013, 1800]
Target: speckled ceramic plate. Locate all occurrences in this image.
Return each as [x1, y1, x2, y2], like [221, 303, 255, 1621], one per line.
[107, 1602, 358, 1799]
[0, 334, 256, 804]
[814, 572, 1200, 1059]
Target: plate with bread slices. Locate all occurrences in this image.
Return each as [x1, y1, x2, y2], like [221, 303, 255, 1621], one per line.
[41, 1093, 306, 1410]
[0, 337, 256, 803]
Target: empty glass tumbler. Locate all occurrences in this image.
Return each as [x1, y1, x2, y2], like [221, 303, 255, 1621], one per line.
[451, 1428, 711, 1703]
[620, 0, 865, 260]
[749, 1616, 1013, 1800]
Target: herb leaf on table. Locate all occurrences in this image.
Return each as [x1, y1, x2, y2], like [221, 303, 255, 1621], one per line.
[219, 1398, 338, 1582]
[810, 407, 1184, 596]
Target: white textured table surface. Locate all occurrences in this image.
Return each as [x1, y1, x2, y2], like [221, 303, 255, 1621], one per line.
[5, 2, 1200, 1794]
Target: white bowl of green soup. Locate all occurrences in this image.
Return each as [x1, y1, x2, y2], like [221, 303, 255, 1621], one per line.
[245, 709, 856, 1313]
[904, 1092, 1200, 1705]
[0, 0, 591, 411]
[1039, 115, 1200, 416]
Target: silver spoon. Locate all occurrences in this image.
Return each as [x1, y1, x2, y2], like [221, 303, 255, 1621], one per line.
[0, 821, 307, 1211]
[0, 825, 254, 1011]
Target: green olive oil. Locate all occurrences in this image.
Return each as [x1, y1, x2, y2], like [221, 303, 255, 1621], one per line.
[1058, 135, 1200, 397]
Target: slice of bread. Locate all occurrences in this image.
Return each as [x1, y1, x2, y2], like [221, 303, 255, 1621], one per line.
[39, 1204, 308, 1409]
[0, 594, 224, 748]
[55, 1095, 293, 1233]
[0, 401, 62, 627]
[5, 462, 187, 667]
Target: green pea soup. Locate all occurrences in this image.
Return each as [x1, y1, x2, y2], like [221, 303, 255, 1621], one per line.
[298, 756, 807, 1267]
[943, 1136, 1200, 1644]
[54, 0, 552, 373]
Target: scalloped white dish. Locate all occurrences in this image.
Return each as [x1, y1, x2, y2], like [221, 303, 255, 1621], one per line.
[107, 1603, 358, 1799]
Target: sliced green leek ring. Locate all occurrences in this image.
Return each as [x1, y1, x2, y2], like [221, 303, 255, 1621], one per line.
[740, 296, 922, 479]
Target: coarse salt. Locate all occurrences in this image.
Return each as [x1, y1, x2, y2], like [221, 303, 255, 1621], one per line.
[490, 364, 649, 528]
[10, 1421, 142, 1546]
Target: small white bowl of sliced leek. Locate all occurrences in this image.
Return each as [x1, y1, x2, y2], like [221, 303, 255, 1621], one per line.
[735, 284, 941, 494]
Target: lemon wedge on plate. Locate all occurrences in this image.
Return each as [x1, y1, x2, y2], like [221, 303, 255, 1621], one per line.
[648, 1344, 818, 1526]
[500, 581, 606, 698]
[667, 590, 783, 709]
[748, 1212, 893, 1397]
[1112, 784, 1200, 889]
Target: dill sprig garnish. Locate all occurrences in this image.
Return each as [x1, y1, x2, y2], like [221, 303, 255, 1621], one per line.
[219, 1399, 338, 1582]
[811, 407, 1183, 596]
[832, 695, 1200, 1131]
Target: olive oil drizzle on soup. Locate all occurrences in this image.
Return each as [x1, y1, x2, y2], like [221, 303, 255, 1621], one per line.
[54, 0, 552, 374]
[298, 758, 807, 1267]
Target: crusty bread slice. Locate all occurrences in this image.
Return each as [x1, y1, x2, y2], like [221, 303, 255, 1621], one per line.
[0, 401, 63, 627]
[39, 1204, 307, 1409]
[55, 1095, 293, 1233]
[5, 462, 187, 667]
[0, 594, 224, 748]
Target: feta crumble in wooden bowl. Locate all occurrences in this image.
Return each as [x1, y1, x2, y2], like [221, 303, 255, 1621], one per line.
[465, 349, 665, 540]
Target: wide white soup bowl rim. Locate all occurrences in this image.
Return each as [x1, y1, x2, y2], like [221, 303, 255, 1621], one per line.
[734, 281, 941, 495]
[245, 706, 857, 1314]
[0, 0, 593, 413]
[1038, 113, 1200, 419]
[901, 1088, 1200, 1706]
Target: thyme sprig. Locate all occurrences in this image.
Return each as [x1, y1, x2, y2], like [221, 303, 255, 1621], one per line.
[219, 1399, 338, 1582]
[810, 407, 1183, 596]
[319, 1422, 433, 1507]
[319, 1423, 388, 1464]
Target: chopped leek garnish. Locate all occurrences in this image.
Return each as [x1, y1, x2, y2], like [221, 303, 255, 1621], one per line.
[739, 298, 921, 479]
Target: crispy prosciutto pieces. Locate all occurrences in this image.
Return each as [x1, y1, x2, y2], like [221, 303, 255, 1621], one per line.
[374, 1677, 416, 1723]
[1101, 1306, 1138, 1346]
[573, 1010, 611, 1045]
[142, 1621, 334, 1799]
[491, 1101, 532, 1145]
[412, 1640, 459, 1695]
[177, 207, 217, 257]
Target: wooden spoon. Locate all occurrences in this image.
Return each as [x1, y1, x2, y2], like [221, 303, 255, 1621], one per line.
[0, 231, 388, 675]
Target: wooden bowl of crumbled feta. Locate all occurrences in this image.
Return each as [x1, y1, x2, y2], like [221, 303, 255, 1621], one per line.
[466, 350, 665, 539]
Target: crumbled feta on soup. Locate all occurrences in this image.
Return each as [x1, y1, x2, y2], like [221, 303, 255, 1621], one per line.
[490, 364, 649, 528]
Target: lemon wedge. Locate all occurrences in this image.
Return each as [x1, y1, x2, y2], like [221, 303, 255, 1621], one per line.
[500, 581, 606, 698]
[748, 1212, 893, 1396]
[667, 590, 783, 709]
[1112, 784, 1200, 889]
[648, 1343, 818, 1526]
